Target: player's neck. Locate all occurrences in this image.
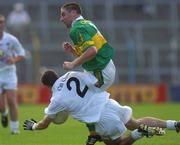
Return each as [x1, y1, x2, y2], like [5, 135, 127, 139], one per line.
[71, 15, 83, 27]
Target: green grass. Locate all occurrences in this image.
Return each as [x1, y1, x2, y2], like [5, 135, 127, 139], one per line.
[0, 103, 180, 145]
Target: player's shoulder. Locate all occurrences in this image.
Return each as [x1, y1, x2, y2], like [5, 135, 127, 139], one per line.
[70, 20, 89, 32]
[3, 32, 19, 42]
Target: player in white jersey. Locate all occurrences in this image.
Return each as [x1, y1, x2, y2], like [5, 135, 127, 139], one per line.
[24, 70, 180, 145]
[0, 15, 25, 134]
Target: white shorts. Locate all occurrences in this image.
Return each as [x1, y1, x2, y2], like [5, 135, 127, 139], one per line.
[86, 59, 116, 91]
[0, 68, 17, 93]
[95, 99, 132, 140]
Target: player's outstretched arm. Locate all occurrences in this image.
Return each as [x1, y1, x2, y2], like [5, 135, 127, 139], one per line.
[23, 115, 53, 131]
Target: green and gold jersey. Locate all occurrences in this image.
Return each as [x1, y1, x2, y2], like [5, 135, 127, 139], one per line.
[70, 19, 114, 71]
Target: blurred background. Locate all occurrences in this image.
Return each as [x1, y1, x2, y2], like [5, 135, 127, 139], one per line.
[1, 0, 180, 104]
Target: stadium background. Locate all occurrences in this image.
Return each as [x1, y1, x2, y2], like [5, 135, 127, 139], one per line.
[1, 1, 180, 145]
[1, 0, 180, 104]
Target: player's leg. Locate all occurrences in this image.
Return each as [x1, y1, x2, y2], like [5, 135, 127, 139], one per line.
[103, 125, 167, 145]
[86, 99, 164, 145]
[136, 117, 180, 133]
[3, 69, 19, 134]
[103, 130, 145, 145]
[125, 118, 165, 136]
[136, 117, 167, 128]
[6, 89, 19, 134]
[93, 99, 148, 145]
[0, 91, 8, 127]
[126, 116, 179, 133]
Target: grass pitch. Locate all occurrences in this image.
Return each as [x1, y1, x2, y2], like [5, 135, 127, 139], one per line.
[0, 103, 180, 145]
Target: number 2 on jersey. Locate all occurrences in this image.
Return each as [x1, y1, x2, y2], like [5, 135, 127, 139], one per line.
[66, 77, 88, 98]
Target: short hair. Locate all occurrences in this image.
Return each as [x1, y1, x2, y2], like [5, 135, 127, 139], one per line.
[41, 70, 58, 87]
[61, 3, 82, 14]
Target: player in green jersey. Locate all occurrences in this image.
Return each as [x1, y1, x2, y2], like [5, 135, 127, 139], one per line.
[60, 2, 116, 144]
[60, 2, 116, 91]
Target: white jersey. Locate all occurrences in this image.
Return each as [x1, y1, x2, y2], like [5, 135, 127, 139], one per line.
[0, 32, 25, 71]
[45, 71, 109, 123]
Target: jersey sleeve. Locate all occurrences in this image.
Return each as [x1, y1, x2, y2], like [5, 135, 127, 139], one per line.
[11, 36, 25, 57]
[44, 98, 66, 119]
[70, 27, 95, 54]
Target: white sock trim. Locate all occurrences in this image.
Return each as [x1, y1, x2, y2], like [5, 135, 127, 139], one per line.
[166, 120, 176, 130]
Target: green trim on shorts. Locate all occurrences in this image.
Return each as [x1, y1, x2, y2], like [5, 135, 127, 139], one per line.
[93, 70, 104, 88]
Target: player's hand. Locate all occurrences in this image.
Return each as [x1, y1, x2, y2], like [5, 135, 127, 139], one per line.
[6, 57, 15, 64]
[23, 119, 37, 130]
[63, 61, 75, 70]
[62, 42, 74, 54]
[86, 135, 102, 145]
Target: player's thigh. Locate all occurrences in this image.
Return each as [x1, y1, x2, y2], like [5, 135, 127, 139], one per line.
[2, 70, 17, 90]
[0, 71, 17, 99]
[3, 78, 17, 105]
[101, 59, 116, 89]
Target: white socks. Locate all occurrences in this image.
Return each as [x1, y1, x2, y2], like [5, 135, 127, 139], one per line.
[10, 121, 19, 133]
[131, 129, 143, 140]
[166, 120, 176, 130]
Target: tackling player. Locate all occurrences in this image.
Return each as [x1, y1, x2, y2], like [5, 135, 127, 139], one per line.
[24, 70, 180, 145]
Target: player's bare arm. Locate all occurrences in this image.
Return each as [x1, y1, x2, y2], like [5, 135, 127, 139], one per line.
[24, 115, 53, 130]
[63, 46, 97, 70]
[6, 55, 24, 64]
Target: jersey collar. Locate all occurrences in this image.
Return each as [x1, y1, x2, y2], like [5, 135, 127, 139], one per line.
[71, 15, 84, 27]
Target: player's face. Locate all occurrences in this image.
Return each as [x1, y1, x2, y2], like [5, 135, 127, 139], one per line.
[0, 17, 5, 32]
[60, 8, 74, 28]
